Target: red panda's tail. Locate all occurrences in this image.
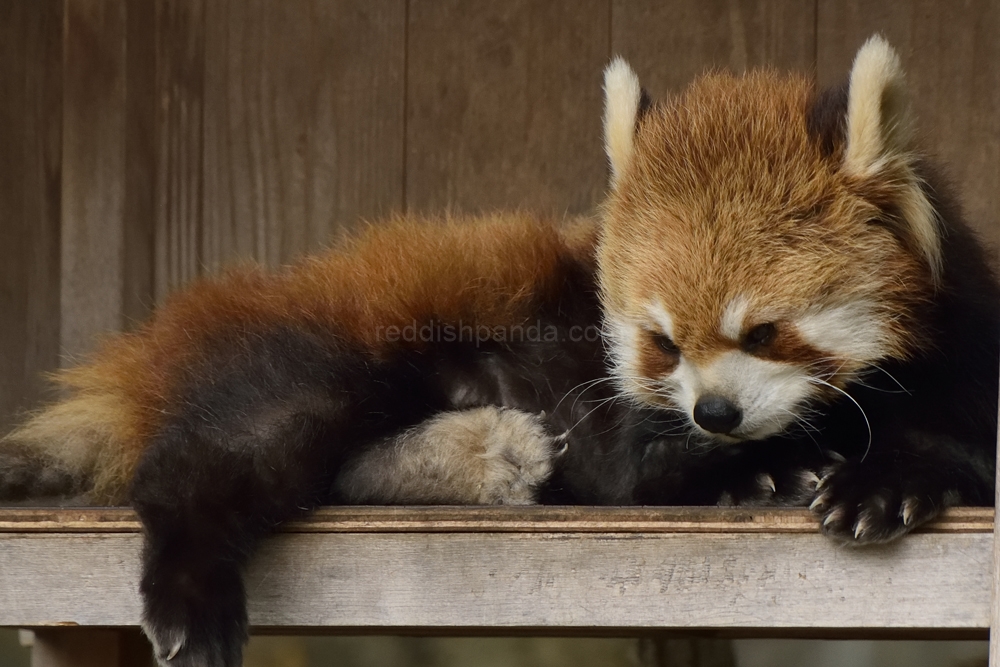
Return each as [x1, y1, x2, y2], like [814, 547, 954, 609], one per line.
[1, 363, 139, 505]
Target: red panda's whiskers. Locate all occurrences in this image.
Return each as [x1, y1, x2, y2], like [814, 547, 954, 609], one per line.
[807, 376, 873, 461]
[855, 363, 912, 394]
[563, 394, 621, 436]
[553, 375, 619, 416]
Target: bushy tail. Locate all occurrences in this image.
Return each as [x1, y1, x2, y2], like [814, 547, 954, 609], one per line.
[1, 368, 138, 505]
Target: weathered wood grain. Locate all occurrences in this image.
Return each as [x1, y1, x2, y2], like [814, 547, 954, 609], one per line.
[61, 0, 129, 361]
[0, 528, 990, 631]
[121, 0, 156, 325]
[201, 0, 406, 271]
[0, 506, 991, 534]
[816, 0, 1000, 253]
[151, 0, 205, 303]
[405, 0, 610, 215]
[611, 0, 816, 97]
[0, 0, 62, 433]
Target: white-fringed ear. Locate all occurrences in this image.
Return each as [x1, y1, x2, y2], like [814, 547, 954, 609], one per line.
[844, 35, 942, 285]
[844, 35, 912, 176]
[603, 57, 642, 189]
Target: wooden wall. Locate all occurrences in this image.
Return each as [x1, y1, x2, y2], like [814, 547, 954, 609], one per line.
[1, 0, 998, 431]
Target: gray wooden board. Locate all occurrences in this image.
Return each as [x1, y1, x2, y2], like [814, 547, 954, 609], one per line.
[60, 0, 129, 361]
[201, 0, 406, 273]
[404, 0, 610, 215]
[0, 0, 63, 434]
[0, 531, 989, 631]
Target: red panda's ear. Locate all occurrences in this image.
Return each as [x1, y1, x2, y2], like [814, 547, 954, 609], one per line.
[844, 35, 942, 285]
[603, 57, 642, 191]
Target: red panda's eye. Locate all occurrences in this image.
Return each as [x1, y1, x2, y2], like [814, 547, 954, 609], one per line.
[743, 323, 777, 352]
[652, 332, 680, 356]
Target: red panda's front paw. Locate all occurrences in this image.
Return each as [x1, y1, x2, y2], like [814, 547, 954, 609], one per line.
[808, 459, 956, 544]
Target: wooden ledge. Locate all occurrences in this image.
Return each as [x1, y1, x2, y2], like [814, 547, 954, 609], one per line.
[0, 505, 993, 534]
[0, 506, 993, 634]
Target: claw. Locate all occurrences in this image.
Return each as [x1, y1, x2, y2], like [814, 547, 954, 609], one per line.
[800, 470, 821, 489]
[853, 511, 873, 540]
[757, 473, 776, 493]
[166, 641, 182, 661]
[809, 491, 830, 512]
[827, 450, 846, 463]
[822, 506, 844, 528]
[815, 474, 831, 491]
[901, 497, 917, 526]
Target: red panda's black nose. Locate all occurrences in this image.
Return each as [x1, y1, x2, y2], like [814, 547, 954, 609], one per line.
[693, 395, 742, 434]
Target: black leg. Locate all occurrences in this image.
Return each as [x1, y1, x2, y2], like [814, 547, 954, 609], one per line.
[132, 409, 339, 667]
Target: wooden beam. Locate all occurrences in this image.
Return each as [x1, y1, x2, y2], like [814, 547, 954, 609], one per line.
[0, 507, 992, 634]
[0, 506, 992, 534]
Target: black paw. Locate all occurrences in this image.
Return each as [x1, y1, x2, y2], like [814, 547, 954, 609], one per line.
[809, 456, 959, 544]
[140, 559, 247, 667]
[715, 450, 839, 508]
[717, 467, 822, 507]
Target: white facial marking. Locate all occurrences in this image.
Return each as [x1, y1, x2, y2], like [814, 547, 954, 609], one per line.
[719, 295, 749, 341]
[663, 351, 815, 441]
[645, 301, 675, 338]
[609, 301, 829, 442]
[604, 314, 644, 396]
[795, 301, 887, 362]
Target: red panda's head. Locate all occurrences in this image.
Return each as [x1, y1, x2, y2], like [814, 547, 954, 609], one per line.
[597, 37, 939, 442]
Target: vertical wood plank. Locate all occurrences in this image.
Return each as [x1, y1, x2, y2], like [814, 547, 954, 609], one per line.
[61, 0, 128, 361]
[122, 0, 156, 323]
[153, 0, 205, 302]
[405, 0, 611, 216]
[61, 0, 157, 354]
[611, 0, 816, 98]
[0, 0, 63, 432]
[201, 0, 406, 272]
[816, 0, 1000, 251]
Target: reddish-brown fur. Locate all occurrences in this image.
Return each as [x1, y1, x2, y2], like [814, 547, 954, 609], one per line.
[599, 71, 932, 380]
[25, 213, 598, 502]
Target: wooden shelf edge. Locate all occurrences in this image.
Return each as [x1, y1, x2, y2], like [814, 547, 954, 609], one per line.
[0, 505, 992, 534]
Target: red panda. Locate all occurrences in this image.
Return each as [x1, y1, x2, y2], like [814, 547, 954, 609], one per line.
[596, 37, 998, 537]
[1, 36, 996, 667]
